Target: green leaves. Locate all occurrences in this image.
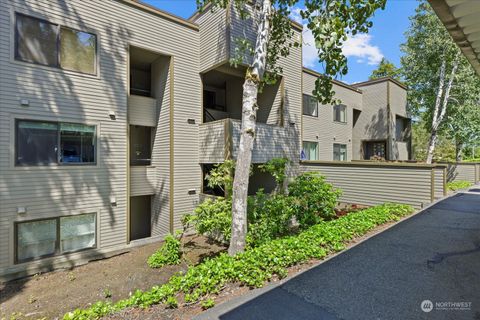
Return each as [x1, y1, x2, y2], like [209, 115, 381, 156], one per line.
[186, 172, 340, 246]
[288, 172, 341, 226]
[447, 180, 472, 191]
[369, 58, 401, 80]
[258, 157, 290, 193]
[401, 1, 480, 124]
[147, 234, 182, 268]
[64, 203, 413, 320]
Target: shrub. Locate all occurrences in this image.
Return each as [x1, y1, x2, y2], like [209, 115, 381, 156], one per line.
[247, 190, 296, 245]
[447, 180, 473, 191]
[183, 197, 232, 244]
[288, 172, 341, 227]
[205, 160, 236, 198]
[147, 234, 182, 268]
[258, 158, 290, 194]
[64, 204, 414, 320]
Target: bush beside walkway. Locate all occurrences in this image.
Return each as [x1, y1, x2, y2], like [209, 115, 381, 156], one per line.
[65, 203, 414, 320]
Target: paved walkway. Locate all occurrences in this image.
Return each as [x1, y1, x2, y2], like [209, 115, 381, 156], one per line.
[196, 187, 480, 320]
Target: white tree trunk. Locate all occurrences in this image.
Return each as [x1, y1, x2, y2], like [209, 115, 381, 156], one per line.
[228, 0, 271, 256]
[426, 55, 459, 164]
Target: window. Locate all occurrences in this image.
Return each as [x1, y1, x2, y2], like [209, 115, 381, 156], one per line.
[16, 120, 96, 165]
[333, 143, 347, 161]
[302, 141, 318, 161]
[333, 104, 347, 123]
[59, 27, 96, 74]
[130, 125, 152, 166]
[15, 13, 97, 75]
[17, 219, 57, 262]
[303, 94, 318, 117]
[60, 214, 96, 252]
[16, 213, 96, 263]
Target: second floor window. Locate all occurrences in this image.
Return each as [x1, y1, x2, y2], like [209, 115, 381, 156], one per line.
[333, 104, 347, 123]
[15, 13, 97, 75]
[303, 94, 318, 117]
[302, 141, 318, 161]
[333, 143, 347, 161]
[16, 120, 96, 166]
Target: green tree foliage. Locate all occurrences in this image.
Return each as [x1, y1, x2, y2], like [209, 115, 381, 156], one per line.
[401, 1, 480, 163]
[412, 121, 455, 162]
[258, 157, 290, 193]
[205, 160, 236, 198]
[369, 57, 401, 80]
[196, 0, 386, 255]
[444, 104, 480, 161]
[183, 173, 340, 246]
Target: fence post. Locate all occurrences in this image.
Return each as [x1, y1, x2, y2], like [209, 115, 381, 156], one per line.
[431, 168, 435, 202]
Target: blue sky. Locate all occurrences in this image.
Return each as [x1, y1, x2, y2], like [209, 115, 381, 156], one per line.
[143, 0, 419, 83]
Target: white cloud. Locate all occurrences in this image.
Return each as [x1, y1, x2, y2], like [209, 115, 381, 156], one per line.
[342, 34, 383, 65]
[289, 8, 383, 68]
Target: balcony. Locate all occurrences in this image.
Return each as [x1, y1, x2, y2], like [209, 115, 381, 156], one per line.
[128, 95, 157, 127]
[130, 166, 157, 196]
[199, 118, 298, 164]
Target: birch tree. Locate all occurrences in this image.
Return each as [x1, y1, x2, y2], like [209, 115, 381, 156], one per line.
[198, 0, 386, 255]
[445, 104, 480, 161]
[401, 1, 480, 164]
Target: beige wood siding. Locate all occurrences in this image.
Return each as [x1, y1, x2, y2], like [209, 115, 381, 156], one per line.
[389, 82, 408, 118]
[128, 95, 157, 127]
[198, 119, 226, 163]
[434, 167, 446, 199]
[130, 166, 157, 196]
[396, 141, 409, 161]
[198, 119, 298, 164]
[0, 0, 200, 275]
[193, 6, 228, 72]
[302, 72, 362, 161]
[301, 162, 439, 209]
[150, 55, 172, 237]
[446, 163, 478, 184]
[231, 120, 298, 163]
[352, 82, 388, 160]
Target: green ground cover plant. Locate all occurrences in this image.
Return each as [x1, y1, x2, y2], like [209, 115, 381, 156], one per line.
[447, 180, 473, 191]
[64, 203, 414, 320]
[147, 234, 182, 268]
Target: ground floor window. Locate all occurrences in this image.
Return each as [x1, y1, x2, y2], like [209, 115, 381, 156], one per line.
[302, 141, 319, 161]
[333, 143, 347, 161]
[16, 213, 96, 263]
[16, 120, 96, 165]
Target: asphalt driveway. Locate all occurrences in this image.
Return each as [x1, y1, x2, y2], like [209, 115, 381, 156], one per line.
[196, 189, 480, 320]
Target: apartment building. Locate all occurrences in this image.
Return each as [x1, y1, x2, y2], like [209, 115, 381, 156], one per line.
[302, 69, 411, 162]
[0, 0, 409, 280]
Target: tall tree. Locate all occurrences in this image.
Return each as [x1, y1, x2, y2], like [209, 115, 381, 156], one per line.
[369, 57, 401, 80]
[198, 0, 386, 255]
[445, 103, 480, 161]
[401, 1, 480, 164]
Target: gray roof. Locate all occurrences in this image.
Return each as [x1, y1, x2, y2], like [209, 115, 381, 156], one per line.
[428, 0, 480, 77]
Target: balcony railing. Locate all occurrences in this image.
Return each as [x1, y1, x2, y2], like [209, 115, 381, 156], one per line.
[128, 95, 157, 127]
[199, 118, 298, 163]
[130, 166, 156, 196]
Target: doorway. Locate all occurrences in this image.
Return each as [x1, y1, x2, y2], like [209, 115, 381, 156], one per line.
[129, 195, 152, 241]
